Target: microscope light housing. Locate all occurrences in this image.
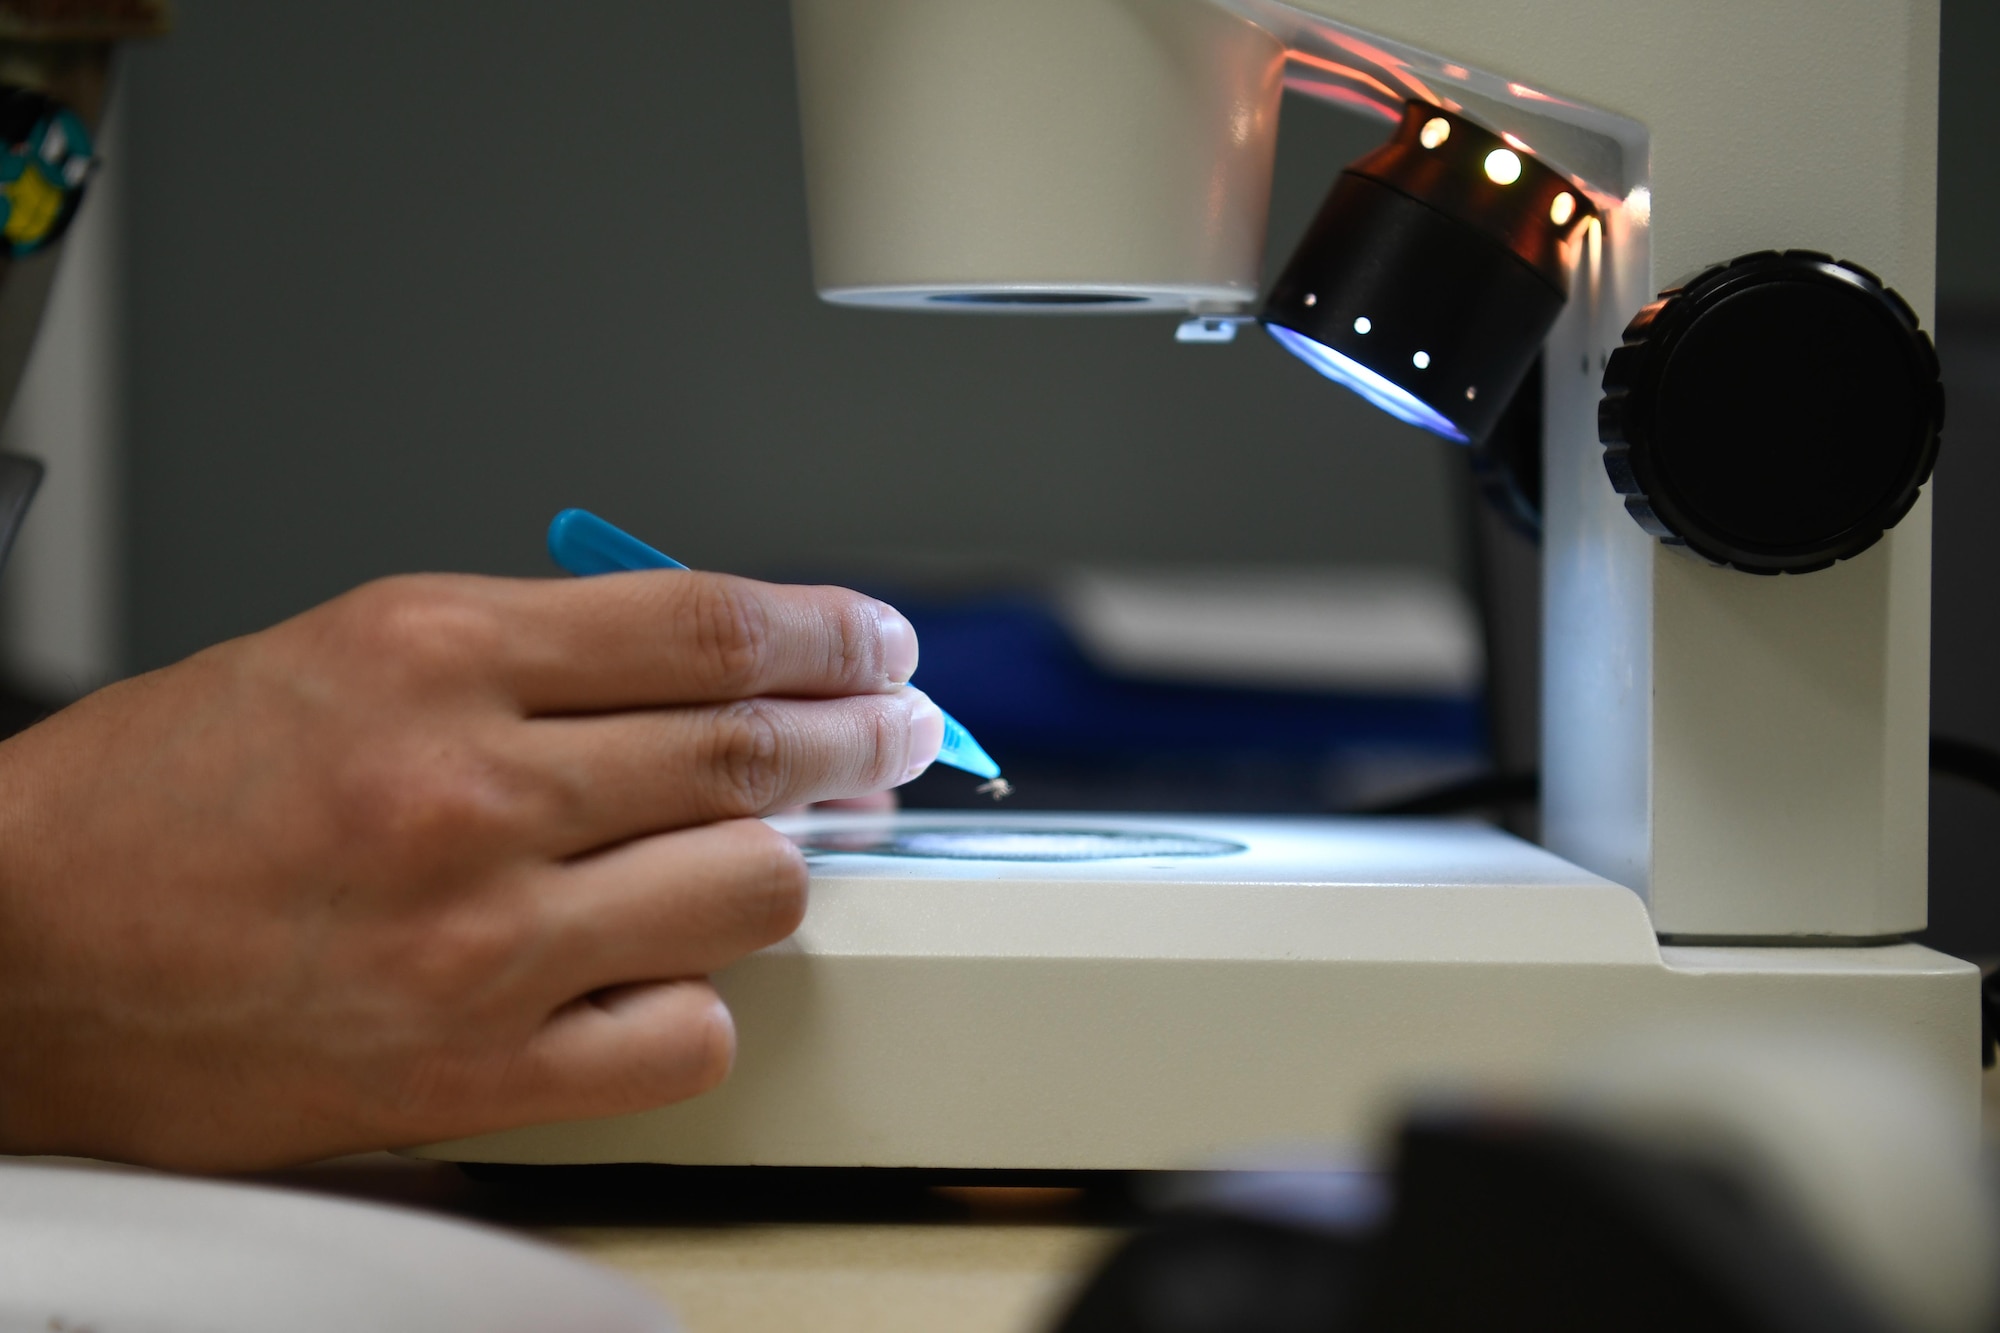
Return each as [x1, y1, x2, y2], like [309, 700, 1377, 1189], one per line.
[1261, 101, 1596, 444]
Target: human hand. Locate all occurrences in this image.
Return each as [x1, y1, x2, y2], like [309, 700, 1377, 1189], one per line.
[0, 571, 939, 1170]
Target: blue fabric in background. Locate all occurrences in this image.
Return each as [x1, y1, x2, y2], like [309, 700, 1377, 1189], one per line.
[857, 591, 1487, 813]
[899, 595, 1481, 755]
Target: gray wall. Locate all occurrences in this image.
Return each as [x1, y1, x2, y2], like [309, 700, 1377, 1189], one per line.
[1924, 0, 2000, 954]
[1930, 325, 2000, 954]
[1940, 0, 2000, 305]
[119, 0, 1459, 672]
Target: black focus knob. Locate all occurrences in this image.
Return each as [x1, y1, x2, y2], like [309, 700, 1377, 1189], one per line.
[1598, 251, 1943, 574]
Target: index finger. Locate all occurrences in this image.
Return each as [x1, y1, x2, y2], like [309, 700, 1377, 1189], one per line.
[485, 571, 919, 713]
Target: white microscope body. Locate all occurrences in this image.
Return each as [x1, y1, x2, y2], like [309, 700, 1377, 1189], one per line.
[419, 0, 1976, 1168]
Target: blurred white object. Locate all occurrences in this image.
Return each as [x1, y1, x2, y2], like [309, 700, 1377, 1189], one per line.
[0, 1162, 673, 1332]
[1173, 315, 1246, 343]
[1565, 1029, 1999, 1333]
[1058, 567, 1482, 695]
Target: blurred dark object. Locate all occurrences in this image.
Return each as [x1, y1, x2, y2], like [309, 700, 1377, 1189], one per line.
[0, 451, 56, 740]
[1341, 1117, 1885, 1333]
[1929, 311, 2000, 958]
[1363, 769, 1535, 817]
[1468, 354, 1543, 542]
[0, 450, 41, 571]
[1372, 732, 1998, 821]
[1933, 734, 2000, 799]
[1054, 1214, 1361, 1333]
[0, 683, 53, 737]
[1463, 368, 1543, 837]
[1052, 1114, 1887, 1333]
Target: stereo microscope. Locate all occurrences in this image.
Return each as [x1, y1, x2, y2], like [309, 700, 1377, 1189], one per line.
[421, 0, 1977, 1170]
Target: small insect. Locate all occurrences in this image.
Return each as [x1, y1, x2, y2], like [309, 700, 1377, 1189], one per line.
[976, 778, 1015, 801]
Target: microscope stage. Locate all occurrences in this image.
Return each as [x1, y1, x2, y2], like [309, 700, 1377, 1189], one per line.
[417, 813, 1976, 1169]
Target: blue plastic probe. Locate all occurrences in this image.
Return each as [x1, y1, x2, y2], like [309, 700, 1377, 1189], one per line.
[546, 508, 1003, 782]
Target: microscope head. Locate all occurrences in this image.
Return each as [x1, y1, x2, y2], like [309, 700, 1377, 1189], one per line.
[791, 0, 1606, 443]
[791, 0, 1286, 314]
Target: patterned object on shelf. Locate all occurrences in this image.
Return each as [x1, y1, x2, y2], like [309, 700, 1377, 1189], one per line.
[0, 0, 169, 40]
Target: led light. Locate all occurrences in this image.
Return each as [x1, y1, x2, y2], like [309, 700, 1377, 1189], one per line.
[1265, 325, 1467, 442]
[1258, 101, 1591, 445]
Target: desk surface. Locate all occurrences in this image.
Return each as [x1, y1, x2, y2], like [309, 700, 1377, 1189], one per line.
[550, 1223, 1108, 1333]
[238, 1157, 1127, 1333]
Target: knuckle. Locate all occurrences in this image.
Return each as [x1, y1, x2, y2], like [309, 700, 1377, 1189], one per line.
[865, 696, 907, 788]
[687, 998, 737, 1095]
[640, 988, 736, 1103]
[388, 1025, 540, 1130]
[752, 820, 812, 932]
[393, 903, 537, 1011]
[732, 820, 811, 939]
[333, 739, 540, 867]
[825, 596, 876, 687]
[388, 1052, 488, 1126]
[341, 577, 504, 684]
[588, 986, 737, 1112]
[684, 578, 772, 695]
[707, 700, 791, 815]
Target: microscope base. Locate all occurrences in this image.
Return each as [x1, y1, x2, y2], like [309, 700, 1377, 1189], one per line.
[413, 813, 1977, 1169]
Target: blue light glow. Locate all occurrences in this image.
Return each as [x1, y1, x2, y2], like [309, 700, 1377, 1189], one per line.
[1264, 323, 1468, 443]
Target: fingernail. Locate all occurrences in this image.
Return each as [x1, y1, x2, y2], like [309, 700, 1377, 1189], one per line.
[877, 605, 919, 684]
[701, 992, 738, 1083]
[900, 689, 944, 784]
